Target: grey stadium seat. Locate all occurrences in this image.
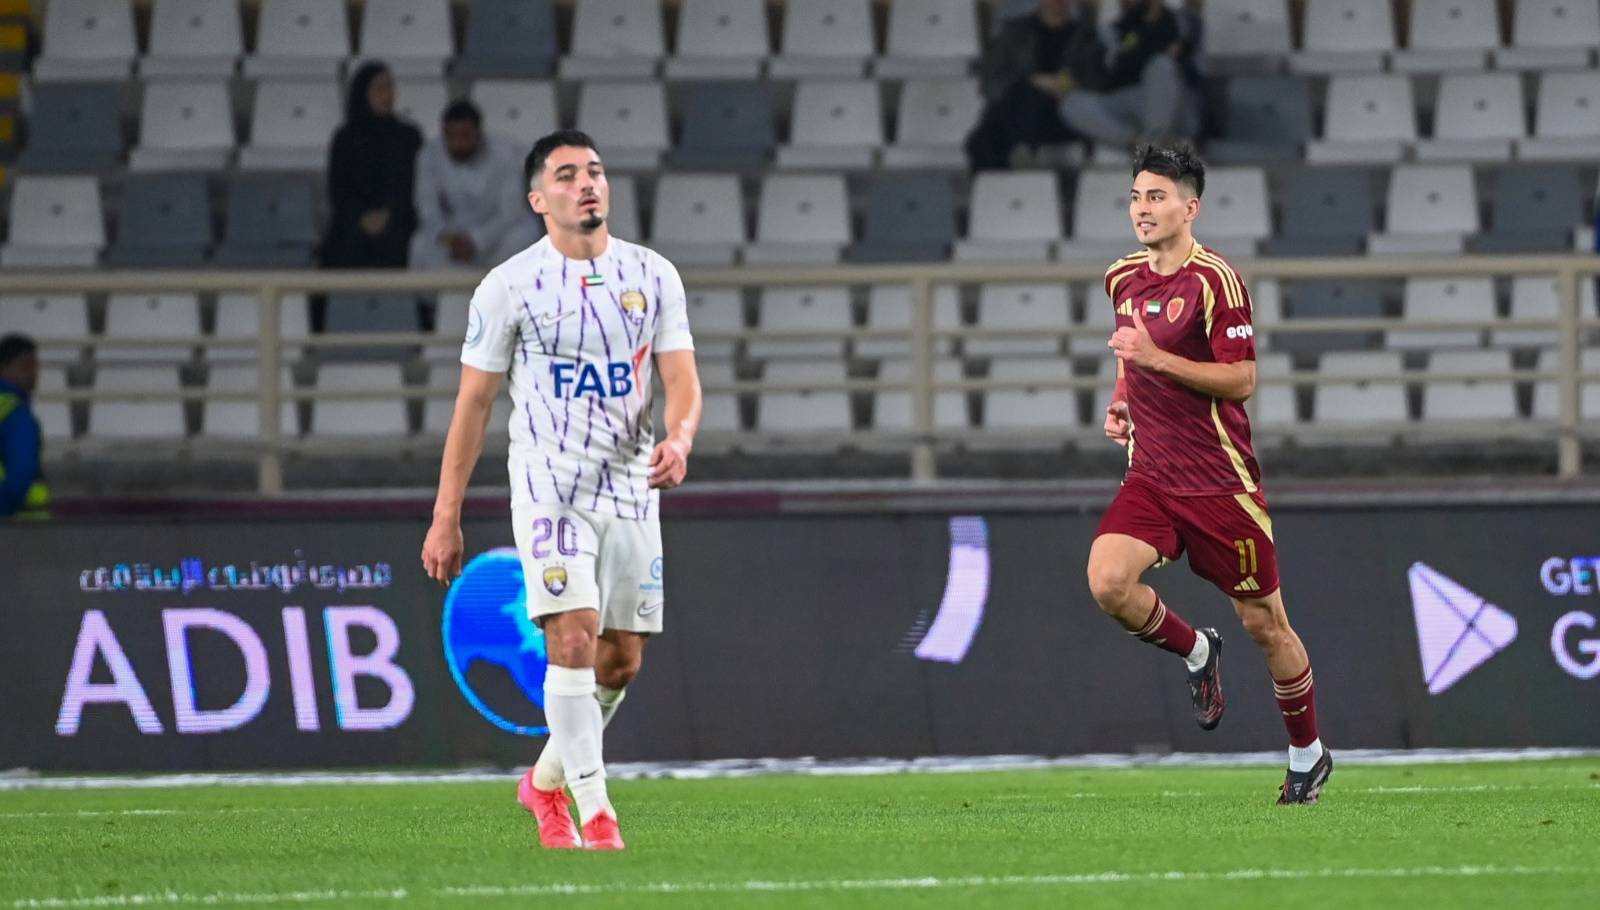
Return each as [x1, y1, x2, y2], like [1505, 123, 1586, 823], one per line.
[1276, 281, 1385, 355]
[847, 172, 957, 263]
[214, 174, 318, 268]
[1472, 164, 1585, 253]
[106, 173, 212, 268]
[456, 0, 558, 78]
[323, 293, 421, 361]
[16, 82, 124, 174]
[669, 81, 776, 171]
[1261, 168, 1374, 256]
[1207, 75, 1314, 164]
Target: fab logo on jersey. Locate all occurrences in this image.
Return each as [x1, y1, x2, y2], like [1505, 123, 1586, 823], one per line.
[440, 549, 550, 736]
[549, 361, 635, 398]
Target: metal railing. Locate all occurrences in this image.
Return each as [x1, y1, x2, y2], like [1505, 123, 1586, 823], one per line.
[6, 253, 1599, 492]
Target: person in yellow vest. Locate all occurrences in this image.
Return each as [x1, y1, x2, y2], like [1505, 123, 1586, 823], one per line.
[0, 334, 49, 519]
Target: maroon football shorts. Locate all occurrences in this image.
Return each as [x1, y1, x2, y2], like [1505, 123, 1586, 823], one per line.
[1096, 479, 1280, 598]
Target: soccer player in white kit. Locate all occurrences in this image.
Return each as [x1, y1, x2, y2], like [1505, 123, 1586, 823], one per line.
[421, 130, 703, 851]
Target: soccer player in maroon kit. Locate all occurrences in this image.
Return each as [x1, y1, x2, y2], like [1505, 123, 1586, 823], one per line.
[1088, 145, 1331, 803]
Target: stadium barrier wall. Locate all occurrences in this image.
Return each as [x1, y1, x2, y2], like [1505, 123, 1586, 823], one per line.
[4, 495, 1599, 772]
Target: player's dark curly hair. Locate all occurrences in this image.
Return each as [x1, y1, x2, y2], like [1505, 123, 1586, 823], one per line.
[0, 334, 36, 369]
[1132, 143, 1206, 198]
[524, 129, 600, 190]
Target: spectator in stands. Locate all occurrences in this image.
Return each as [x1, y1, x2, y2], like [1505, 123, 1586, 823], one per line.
[1059, 0, 1205, 149]
[0, 335, 48, 520]
[321, 62, 423, 273]
[965, 0, 1106, 171]
[409, 100, 541, 270]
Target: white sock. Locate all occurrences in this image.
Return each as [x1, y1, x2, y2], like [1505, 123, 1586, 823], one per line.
[1182, 633, 1210, 673]
[1288, 738, 1324, 773]
[543, 666, 612, 824]
[532, 684, 627, 791]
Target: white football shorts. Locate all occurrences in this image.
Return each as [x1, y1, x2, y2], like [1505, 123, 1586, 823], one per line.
[511, 503, 665, 634]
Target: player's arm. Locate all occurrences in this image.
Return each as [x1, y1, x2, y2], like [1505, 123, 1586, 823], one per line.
[1104, 359, 1132, 447]
[650, 350, 701, 490]
[423, 365, 501, 585]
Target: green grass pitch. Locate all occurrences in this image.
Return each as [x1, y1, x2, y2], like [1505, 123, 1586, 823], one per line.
[2, 759, 1596, 909]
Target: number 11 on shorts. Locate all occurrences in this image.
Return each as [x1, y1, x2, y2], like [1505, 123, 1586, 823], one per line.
[1234, 538, 1258, 575]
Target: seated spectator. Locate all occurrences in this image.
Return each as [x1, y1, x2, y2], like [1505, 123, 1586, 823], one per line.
[1060, 0, 1205, 149]
[409, 100, 541, 270]
[965, 0, 1106, 171]
[320, 62, 423, 272]
[0, 335, 48, 520]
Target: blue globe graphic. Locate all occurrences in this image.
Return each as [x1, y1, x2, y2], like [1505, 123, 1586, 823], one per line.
[441, 548, 549, 735]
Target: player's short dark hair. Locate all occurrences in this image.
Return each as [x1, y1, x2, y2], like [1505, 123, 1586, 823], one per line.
[0, 334, 37, 369]
[1132, 143, 1206, 198]
[524, 130, 600, 189]
[441, 99, 481, 129]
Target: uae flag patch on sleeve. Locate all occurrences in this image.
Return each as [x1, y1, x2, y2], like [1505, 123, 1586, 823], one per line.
[581, 274, 606, 288]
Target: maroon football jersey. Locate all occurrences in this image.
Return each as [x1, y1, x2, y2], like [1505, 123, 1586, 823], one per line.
[1102, 242, 1260, 497]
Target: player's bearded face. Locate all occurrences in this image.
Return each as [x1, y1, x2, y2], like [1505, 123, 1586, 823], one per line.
[1129, 172, 1196, 248]
[531, 147, 610, 234]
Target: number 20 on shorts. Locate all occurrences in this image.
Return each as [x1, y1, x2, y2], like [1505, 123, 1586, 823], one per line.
[531, 517, 580, 558]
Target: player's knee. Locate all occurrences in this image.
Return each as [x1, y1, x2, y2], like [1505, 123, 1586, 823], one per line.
[545, 629, 597, 667]
[1238, 608, 1288, 648]
[596, 654, 641, 690]
[1086, 561, 1138, 611]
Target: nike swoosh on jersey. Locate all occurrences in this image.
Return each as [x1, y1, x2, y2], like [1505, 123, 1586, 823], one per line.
[536, 310, 577, 329]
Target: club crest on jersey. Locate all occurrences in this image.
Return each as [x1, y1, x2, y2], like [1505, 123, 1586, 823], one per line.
[1166, 297, 1186, 323]
[1144, 300, 1163, 317]
[542, 566, 568, 596]
[620, 290, 647, 324]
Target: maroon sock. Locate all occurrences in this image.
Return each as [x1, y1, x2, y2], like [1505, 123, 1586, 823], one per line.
[1273, 665, 1319, 747]
[1128, 595, 1198, 657]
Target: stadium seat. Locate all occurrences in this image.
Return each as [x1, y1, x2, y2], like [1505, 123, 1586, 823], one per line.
[882, 77, 983, 170]
[356, 0, 453, 77]
[33, 0, 137, 82]
[745, 174, 850, 264]
[1070, 284, 1116, 357]
[648, 174, 746, 266]
[215, 173, 319, 267]
[1414, 73, 1523, 163]
[456, 0, 558, 78]
[684, 289, 745, 360]
[1311, 350, 1408, 430]
[1261, 168, 1374, 256]
[876, 0, 978, 77]
[1251, 278, 1283, 352]
[238, 79, 343, 172]
[33, 366, 74, 441]
[666, 0, 770, 80]
[422, 364, 512, 436]
[0, 295, 91, 361]
[1474, 164, 1584, 253]
[106, 173, 212, 268]
[1293, 0, 1395, 74]
[1059, 168, 1134, 262]
[1089, 356, 1119, 428]
[1520, 72, 1600, 161]
[668, 81, 776, 170]
[1252, 352, 1299, 428]
[778, 80, 883, 171]
[1533, 348, 1600, 420]
[1308, 75, 1416, 164]
[309, 363, 410, 437]
[982, 357, 1075, 442]
[1388, 278, 1494, 350]
[103, 294, 202, 364]
[770, 0, 876, 78]
[211, 293, 312, 362]
[394, 78, 449, 141]
[1202, 0, 1292, 59]
[575, 81, 669, 171]
[967, 284, 1069, 358]
[561, 0, 664, 80]
[322, 293, 420, 364]
[1369, 165, 1478, 255]
[143, 0, 243, 78]
[423, 292, 470, 361]
[86, 365, 187, 440]
[1393, 0, 1501, 73]
[861, 284, 960, 360]
[247, 0, 352, 78]
[16, 82, 123, 175]
[607, 174, 641, 240]
[956, 171, 1061, 262]
[1493, 275, 1598, 348]
[128, 81, 236, 172]
[751, 287, 852, 360]
[873, 357, 968, 432]
[202, 365, 299, 439]
[1277, 280, 1385, 354]
[0, 176, 105, 268]
[1422, 349, 1517, 424]
[693, 358, 742, 434]
[1496, 0, 1600, 70]
[1207, 75, 1315, 163]
[847, 172, 957, 263]
[470, 80, 561, 148]
[1198, 167, 1271, 252]
[755, 361, 854, 440]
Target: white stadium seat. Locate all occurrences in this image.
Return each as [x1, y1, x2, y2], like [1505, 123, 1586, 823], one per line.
[1422, 349, 1516, 423]
[129, 81, 236, 172]
[203, 366, 299, 439]
[1393, 0, 1501, 73]
[967, 284, 1070, 358]
[873, 358, 968, 432]
[1059, 168, 1137, 262]
[876, 0, 979, 77]
[211, 294, 311, 362]
[752, 287, 853, 361]
[684, 290, 745, 360]
[33, 0, 137, 82]
[34, 367, 74, 441]
[394, 78, 449, 141]
[1415, 73, 1523, 163]
[1492, 276, 1598, 348]
[575, 81, 669, 172]
[1202, 0, 1292, 59]
[310, 363, 410, 438]
[422, 365, 513, 437]
[755, 361, 854, 440]
[1, 176, 105, 268]
[103, 294, 202, 364]
[356, 0, 453, 77]
[1312, 351, 1408, 429]
[956, 171, 1061, 262]
[471, 80, 561, 148]
[778, 80, 883, 171]
[0, 295, 91, 361]
[1308, 75, 1416, 164]
[745, 174, 851, 264]
[247, 0, 352, 78]
[982, 357, 1076, 441]
[1521, 72, 1600, 161]
[649, 175, 746, 266]
[1071, 284, 1119, 357]
[1253, 353, 1299, 428]
[1199, 167, 1271, 252]
[562, 0, 665, 80]
[143, 0, 244, 78]
[1534, 348, 1600, 420]
[606, 175, 641, 241]
[883, 78, 983, 170]
[770, 0, 876, 78]
[1369, 166, 1478, 255]
[1497, 0, 1600, 70]
[1388, 278, 1494, 350]
[859, 284, 961, 359]
[87, 366, 186, 440]
[238, 79, 344, 171]
[1293, 0, 1395, 74]
[667, 0, 771, 80]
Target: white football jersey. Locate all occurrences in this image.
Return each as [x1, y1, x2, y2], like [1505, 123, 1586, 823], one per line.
[461, 235, 695, 520]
